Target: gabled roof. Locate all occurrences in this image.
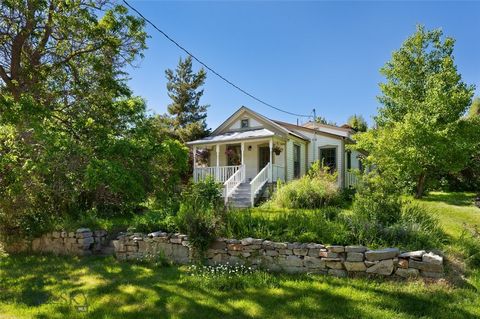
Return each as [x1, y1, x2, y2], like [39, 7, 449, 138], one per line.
[273, 120, 355, 143]
[210, 106, 309, 142]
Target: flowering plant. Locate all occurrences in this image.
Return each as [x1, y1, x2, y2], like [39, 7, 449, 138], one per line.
[225, 147, 241, 165]
[273, 143, 283, 155]
[196, 148, 210, 165]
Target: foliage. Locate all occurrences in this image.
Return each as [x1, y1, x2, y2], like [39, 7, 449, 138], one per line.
[354, 25, 478, 198]
[268, 162, 340, 209]
[468, 97, 480, 118]
[164, 56, 210, 143]
[314, 116, 337, 126]
[176, 177, 225, 257]
[347, 114, 368, 132]
[459, 225, 480, 269]
[0, 1, 189, 242]
[224, 208, 350, 245]
[128, 209, 177, 234]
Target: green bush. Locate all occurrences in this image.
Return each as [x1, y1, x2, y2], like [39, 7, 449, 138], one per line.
[341, 173, 445, 249]
[268, 165, 341, 209]
[128, 209, 177, 234]
[176, 176, 225, 257]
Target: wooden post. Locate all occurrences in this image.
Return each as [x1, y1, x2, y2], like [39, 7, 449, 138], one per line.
[269, 138, 273, 182]
[216, 144, 220, 182]
[241, 142, 245, 182]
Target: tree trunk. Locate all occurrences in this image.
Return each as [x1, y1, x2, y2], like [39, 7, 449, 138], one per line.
[415, 172, 427, 198]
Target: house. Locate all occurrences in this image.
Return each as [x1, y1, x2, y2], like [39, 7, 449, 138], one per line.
[187, 106, 364, 207]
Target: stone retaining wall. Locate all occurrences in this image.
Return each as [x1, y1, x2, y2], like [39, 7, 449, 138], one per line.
[30, 228, 108, 256]
[113, 231, 445, 279]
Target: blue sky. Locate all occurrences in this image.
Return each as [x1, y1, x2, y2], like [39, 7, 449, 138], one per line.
[125, 1, 480, 129]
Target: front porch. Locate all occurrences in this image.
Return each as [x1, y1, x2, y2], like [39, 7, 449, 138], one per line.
[192, 137, 286, 207]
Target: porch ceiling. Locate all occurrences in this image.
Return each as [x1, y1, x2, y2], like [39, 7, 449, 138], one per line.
[187, 128, 277, 146]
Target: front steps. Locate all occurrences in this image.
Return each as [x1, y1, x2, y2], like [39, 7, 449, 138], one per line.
[226, 182, 268, 208]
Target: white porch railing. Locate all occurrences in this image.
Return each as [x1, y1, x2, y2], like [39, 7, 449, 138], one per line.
[193, 165, 241, 183]
[345, 170, 360, 188]
[250, 162, 271, 206]
[272, 164, 285, 182]
[224, 165, 245, 204]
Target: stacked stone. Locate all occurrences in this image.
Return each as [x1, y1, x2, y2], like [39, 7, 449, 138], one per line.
[110, 231, 445, 279]
[396, 250, 444, 278]
[30, 228, 107, 256]
[113, 231, 190, 264]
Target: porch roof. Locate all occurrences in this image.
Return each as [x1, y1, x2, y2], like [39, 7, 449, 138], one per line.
[187, 128, 276, 146]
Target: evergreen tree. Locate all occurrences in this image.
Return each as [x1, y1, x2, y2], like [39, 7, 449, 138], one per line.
[166, 56, 210, 142]
[347, 114, 368, 132]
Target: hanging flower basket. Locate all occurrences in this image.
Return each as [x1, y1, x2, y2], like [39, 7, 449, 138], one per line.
[273, 143, 283, 156]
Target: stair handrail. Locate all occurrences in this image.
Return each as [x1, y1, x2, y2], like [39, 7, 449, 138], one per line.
[249, 162, 270, 206]
[224, 165, 245, 203]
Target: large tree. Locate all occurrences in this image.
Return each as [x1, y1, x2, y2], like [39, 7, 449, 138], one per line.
[0, 0, 188, 240]
[165, 56, 209, 142]
[355, 26, 478, 198]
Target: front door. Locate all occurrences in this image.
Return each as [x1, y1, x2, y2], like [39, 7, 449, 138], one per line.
[258, 146, 270, 172]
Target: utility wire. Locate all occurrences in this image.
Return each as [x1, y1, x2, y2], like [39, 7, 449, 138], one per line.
[122, 0, 312, 118]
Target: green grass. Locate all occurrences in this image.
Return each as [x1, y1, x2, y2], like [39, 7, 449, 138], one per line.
[1, 191, 479, 318]
[415, 191, 479, 239]
[0, 254, 479, 319]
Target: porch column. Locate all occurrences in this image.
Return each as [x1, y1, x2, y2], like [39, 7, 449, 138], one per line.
[269, 138, 273, 182]
[216, 144, 220, 182]
[193, 146, 197, 182]
[241, 142, 245, 165]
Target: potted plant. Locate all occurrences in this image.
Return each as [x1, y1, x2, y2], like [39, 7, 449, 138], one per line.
[273, 143, 283, 156]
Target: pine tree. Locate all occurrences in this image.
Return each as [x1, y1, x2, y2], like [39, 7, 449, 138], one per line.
[347, 114, 368, 132]
[165, 56, 210, 142]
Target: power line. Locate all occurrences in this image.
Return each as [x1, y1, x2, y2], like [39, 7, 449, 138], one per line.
[122, 0, 312, 118]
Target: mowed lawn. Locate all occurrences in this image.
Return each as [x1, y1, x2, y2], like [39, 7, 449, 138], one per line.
[0, 192, 479, 319]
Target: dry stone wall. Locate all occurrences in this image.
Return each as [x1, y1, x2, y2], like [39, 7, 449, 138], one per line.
[30, 228, 108, 256]
[113, 231, 445, 279]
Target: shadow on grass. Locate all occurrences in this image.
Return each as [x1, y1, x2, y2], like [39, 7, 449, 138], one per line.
[422, 192, 477, 207]
[0, 254, 479, 319]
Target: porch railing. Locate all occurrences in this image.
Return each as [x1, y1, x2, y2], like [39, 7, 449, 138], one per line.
[224, 165, 245, 204]
[345, 170, 360, 188]
[272, 164, 285, 182]
[193, 165, 241, 183]
[250, 162, 271, 206]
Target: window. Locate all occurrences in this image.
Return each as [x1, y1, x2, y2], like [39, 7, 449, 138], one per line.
[346, 151, 351, 170]
[319, 147, 337, 171]
[293, 144, 301, 178]
[240, 119, 249, 128]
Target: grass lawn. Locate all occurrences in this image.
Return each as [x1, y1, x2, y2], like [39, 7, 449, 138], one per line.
[0, 255, 479, 319]
[0, 191, 479, 318]
[415, 191, 479, 239]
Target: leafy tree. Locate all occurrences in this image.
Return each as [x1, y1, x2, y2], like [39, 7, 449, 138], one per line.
[355, 26, 478, 198]
[469, 97, 480, 118]
[347, 114, 368, 132]
[0, 0, 188, 240]
[165, 56, 209, 142]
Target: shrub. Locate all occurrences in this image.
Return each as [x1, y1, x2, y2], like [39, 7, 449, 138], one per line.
[176, 176, 225, 257]
[128, 209, 177, 234]
[343, 173, 445, 249]
[268, 165, 341, 209]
